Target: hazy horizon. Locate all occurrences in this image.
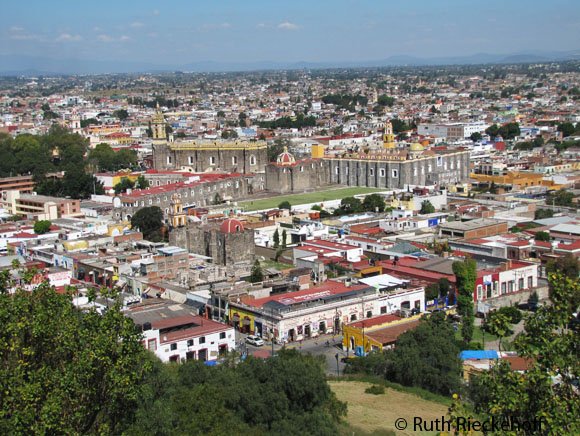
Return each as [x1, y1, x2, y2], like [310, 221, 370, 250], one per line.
[2, 0, 579, 71]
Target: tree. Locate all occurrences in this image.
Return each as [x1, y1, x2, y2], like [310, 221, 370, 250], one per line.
[335, 197, 362, 215]
[485, 124, 499, 139]
[534, 208, 554, 220]
[547, 189, 574, 207]
[33, 220, 52, 235]
[488, 181, 498, 194]
[272, 228, 280, 249]
[483, 311, 512, 351]
[557, 122, 575, 138]
[466, 273, 580, 435]
[420, 200, 435, 214]
[535, 231, 551, 242]
[249, 260, 264, 283]
[0, 283, 150, 434]
[267, 139, 288, 162]
[498, 122, 521, 140]
[114, 177, 135, 195]
[135, 175, 149, 190]
[546, 253, 579, 281]
[470, 132, 483, 142]
[281, 229, 287, 249]
[346, 313, 462, 395]
[377, 95, 395, 107]
[452, 259, 477, 344]
[278, 201, 291, 211]
[362, 193, 386, 213]
[131, 206, 164, 241]
[113, 109, 129, 121]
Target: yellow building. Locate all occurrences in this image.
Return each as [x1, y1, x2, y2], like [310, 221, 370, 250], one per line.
[470, 171, 561, 190]
[342, 314, 421, 353]
[383, 120, 396, 149]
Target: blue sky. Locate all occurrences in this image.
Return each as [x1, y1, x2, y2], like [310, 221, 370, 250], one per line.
[1, 0, 579, 65]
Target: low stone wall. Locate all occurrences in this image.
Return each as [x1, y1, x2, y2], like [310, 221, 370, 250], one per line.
[483, 284, 549, 309]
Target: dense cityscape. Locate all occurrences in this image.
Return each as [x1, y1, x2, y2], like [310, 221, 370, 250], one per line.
[1, 2, 579, 435]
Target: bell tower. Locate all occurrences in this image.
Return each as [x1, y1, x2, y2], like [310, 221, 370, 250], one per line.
[383, 119, 396, 149]
[151, 103, 167, 140]
[169, 193, 186, 228]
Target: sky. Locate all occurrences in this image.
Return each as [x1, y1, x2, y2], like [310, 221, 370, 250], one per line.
[1, 0, 579, 68]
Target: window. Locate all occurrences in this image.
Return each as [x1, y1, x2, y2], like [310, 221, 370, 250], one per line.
[477, 285, 483, 300]
[199, 336, 206, 344]
[457, 160, 461, 169]
[170, 343, 177, 351]
[518, 278, 524, 290]
[366, 310, 372, 318]
[437, 156, 443, 167]
[147, 339, 157, 351]
[350, 314, 357, 321]
[501, 282, 506, 294]
[187, 339, 194, 347]
[219, 332, 226, 339]
[250, 155, 256, 165]
[528, 276, 533, 288]
[392, 169, 399, 178]
[188, 156, 194, 165]
[369, 168, 374, 176]
[167, 156, 172, 164]
[232, 156, 237, 165]
[209, 156, 216, 165]
[380, 306, 387, 314]
[335, 166, 339, 175]
[379, 168, 386, 177]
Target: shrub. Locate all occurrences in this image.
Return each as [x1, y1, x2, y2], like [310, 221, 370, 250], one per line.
[365, 385, 385, 395]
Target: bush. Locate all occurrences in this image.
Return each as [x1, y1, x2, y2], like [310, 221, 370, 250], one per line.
[365, 385, 385, 395]
[498, 306, 523, 324]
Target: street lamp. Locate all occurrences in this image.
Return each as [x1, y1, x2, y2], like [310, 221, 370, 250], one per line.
[335, 353, 340, 377]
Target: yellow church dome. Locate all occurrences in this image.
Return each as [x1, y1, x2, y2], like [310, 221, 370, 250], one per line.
[410, 142, 424, 152]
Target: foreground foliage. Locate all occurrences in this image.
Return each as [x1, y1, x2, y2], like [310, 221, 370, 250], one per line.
[0, 278, 345, 435]
[467, 273, 580, 435]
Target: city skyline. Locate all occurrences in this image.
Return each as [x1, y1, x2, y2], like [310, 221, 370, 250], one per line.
[1, 0, 580, 73]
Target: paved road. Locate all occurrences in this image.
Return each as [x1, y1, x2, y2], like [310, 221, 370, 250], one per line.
[235, 331, 350, 375]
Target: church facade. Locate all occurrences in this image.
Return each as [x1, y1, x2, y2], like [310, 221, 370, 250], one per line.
[150, 106, 268, 174]
[265, 120, 470, 193]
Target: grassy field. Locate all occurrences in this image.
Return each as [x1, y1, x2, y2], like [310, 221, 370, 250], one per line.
[260, 260, 294, 271]
[240, 187, 387, 211]
[331, 381, 448, 435]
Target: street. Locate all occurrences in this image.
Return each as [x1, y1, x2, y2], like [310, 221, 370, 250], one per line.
[235, 330, 350, 375]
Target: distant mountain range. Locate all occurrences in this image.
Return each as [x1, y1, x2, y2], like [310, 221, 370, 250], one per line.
[1, 50, 579, 75]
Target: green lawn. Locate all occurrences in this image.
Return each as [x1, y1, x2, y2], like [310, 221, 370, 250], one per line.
[240, 187, 387, 211]
[260, 260, 294, 271]
[456, 325, 499, 346]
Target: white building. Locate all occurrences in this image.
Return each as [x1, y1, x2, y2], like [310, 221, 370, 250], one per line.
[126, 301, 235, 363]
[228, 280, 424, 343]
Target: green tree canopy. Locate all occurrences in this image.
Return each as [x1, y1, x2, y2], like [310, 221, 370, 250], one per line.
[114, 177, 135, 195]
[113, 109, 129, 121]
[534, 231, 551, 242]
[467, 273, 580, 435]
[278, 200, 292, 211]
[362, 193, 386, 213]
[420, 200, 435, 214]
[33, 220, 52, 235]
[470, 132, 483, 142]
[0, 283, 150, 434]
[452, 258, 477, 344]
[335, 197, 363, 216]
[131, 206, 164, 241]
[249, 259, 264, 283]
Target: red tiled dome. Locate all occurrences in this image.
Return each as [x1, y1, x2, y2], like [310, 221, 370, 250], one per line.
[220, 218, 244, 234]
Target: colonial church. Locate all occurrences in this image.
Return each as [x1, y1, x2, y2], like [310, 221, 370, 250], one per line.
[265, 120, 471, 193]
[150, 105, 268, 174]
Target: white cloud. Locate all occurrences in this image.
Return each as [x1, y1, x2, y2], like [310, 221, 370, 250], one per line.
[119, 35, 130, 42]
[56, 33, 83, 42]
[97, 34, 114, 42]
[200, 22, 231, 31]
[256, 23, 270, 29]
[130, 21, 144, 28]
[277, 21, 299, 31]
[152, 9, 160, 16]
[8, 26, 42, 41]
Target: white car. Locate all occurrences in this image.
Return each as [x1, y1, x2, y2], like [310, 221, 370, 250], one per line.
[245, 335, 264, 347]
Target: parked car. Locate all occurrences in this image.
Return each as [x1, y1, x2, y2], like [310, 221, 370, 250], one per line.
[245, 335, 264, 347]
